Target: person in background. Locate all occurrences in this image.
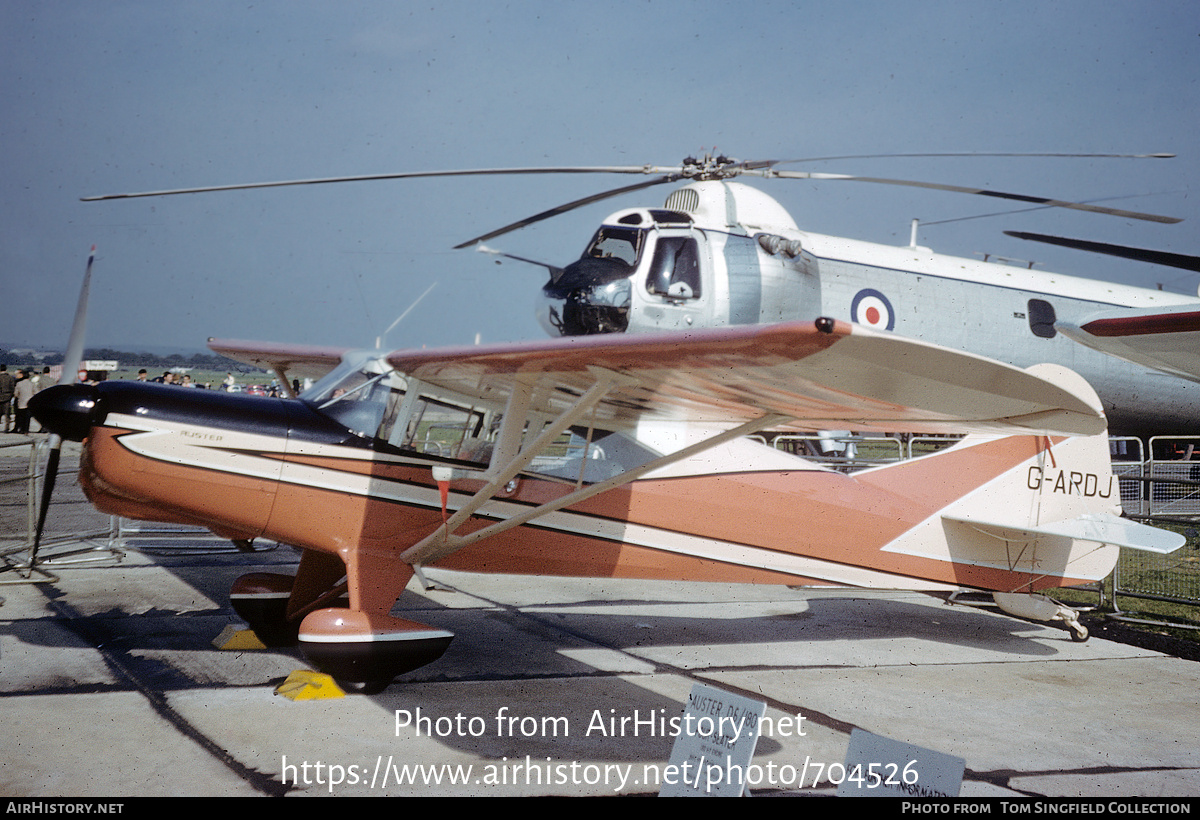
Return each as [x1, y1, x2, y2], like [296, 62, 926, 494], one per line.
[0, 365, 14, 433]
[13, 370, 34, 434]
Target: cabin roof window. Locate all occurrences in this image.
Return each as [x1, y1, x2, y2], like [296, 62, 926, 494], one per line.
[529, 427, 658, 483]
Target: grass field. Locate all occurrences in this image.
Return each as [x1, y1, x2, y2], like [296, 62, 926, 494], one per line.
[1049, 523, 1200, 649]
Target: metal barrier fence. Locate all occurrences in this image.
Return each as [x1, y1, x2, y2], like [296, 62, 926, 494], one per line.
[0, 437, 121, 583]
[1108, 436, 1200, 615]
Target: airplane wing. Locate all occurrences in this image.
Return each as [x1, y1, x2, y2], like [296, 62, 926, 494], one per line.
[385, 319, 1106, 437]
[1057, 305, 1200, 384]
[207, 338, 350, 384]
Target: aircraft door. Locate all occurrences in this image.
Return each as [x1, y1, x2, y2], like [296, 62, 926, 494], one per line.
[633, 231, 711, 331]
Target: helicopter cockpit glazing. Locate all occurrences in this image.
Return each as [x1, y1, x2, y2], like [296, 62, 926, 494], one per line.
[537, 225, 643, 337]
[538, 209, 699, 337]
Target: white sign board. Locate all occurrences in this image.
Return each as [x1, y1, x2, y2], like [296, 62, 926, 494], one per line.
[837, 728, 965, 797]
[659, 682, 765, 797]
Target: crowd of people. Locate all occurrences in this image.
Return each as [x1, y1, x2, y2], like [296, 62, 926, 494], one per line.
[0, 364, 53, 434]
[0, 366, 293, 435]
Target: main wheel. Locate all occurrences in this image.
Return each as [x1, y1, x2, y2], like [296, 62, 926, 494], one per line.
[230, 572, 299, 647]
[298, 609, 454, 691]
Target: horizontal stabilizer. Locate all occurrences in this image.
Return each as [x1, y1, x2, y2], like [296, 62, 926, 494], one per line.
[943, 512, 1184, 554]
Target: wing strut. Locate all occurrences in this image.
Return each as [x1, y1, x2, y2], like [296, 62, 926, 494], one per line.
[408, 408, 792, 566]
[401, 375, 790, 565]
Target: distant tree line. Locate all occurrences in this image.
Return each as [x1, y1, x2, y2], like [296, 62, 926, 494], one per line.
[0, 348, 266, 373]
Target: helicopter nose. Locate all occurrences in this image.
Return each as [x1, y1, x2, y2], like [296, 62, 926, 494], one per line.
[30, 383, 103, 442]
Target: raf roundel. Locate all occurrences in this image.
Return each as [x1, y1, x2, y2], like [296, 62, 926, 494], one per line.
[851, 289, 895, 331]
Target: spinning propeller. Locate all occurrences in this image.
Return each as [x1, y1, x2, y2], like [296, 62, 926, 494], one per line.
[81, 151, 1181, 249]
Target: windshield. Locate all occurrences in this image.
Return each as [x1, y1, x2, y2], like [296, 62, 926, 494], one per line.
[301, 357, 400, 439]
[301, 354, 485, 456]
[583, 226, 643, 266]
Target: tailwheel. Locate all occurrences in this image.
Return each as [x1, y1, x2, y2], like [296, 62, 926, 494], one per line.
[992, 592, 1089, 642]
[298, 609, 454, 693]
[230, 572, 300, 647]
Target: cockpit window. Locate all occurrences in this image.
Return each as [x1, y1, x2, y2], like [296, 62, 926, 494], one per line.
[397, 396, 485, 459]
[646, 236, 701, 298]
[529, 427, 658, 483]
[584, 227, 643, 266]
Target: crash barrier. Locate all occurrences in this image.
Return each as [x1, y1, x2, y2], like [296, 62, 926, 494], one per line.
[0, 437, 121, 583]
[0, 438, 39, 547]
[760, 433, 904, 468]
[1107, 436, 1200, 617]
[111, 517, 279, 556]
[758, 433, 990, 469]
[1111, 546, 1200, 619]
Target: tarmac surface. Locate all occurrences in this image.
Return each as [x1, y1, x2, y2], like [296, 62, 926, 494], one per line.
[2, 433, 1199, 797]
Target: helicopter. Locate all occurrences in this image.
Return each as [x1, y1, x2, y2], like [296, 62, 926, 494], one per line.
[83, 151, 1200, 438]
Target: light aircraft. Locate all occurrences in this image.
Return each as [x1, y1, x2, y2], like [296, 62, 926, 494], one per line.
[30, 313, 1183, 690]
[28, 155, 1187, 691]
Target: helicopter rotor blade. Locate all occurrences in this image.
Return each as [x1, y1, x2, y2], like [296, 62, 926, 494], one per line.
[453, 175, 681, 249]
[476, 246, 567, 283]
[1005, 231, 1200, 272]
[80, 166, 683, 202]
[772, 152, 1175, 164]
[771, 170, 1182, 224]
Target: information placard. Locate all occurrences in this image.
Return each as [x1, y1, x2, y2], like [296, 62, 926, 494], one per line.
[837, 728, 965, 797]
[659, 682, 765, 797]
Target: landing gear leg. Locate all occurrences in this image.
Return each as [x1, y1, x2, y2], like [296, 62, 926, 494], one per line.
[297, 551, 453, 692]
[230, 549, 348, 647]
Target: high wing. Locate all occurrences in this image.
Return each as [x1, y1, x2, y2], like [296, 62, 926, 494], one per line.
[1057, 305, 1200, 384]
[207, 338, 349, 395]
[377, 318, 1109, 566]
[382, 319, 1106, 437]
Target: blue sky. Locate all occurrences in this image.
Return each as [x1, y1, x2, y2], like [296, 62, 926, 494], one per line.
[2, 1, 1198, 352]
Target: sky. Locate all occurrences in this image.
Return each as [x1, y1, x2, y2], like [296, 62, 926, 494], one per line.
[2, 0, 1198, 354]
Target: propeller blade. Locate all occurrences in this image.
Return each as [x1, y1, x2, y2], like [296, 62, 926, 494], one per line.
[772, 170, 1182, 224]
[81, 166, 681, 202]
[60, 246, 95, 386]
[1004, 231, 1200, 272]
[453, 175, 680, 249]
[31, 442, 61, 561]
[30, 247, 97, 559]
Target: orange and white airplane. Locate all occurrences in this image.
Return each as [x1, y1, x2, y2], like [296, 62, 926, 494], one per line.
[31, 315, 1183, 691]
